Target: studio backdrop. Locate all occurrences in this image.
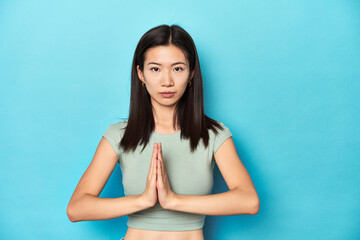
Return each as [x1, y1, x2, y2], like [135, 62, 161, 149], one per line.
[0, 0, 359, 239]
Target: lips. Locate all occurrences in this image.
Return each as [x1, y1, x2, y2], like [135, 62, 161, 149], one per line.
[160, 92, 175, 98]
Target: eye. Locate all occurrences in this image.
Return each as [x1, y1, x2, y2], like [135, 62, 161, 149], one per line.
[150, 67, 160, 72]
[174, 67, 183, 72]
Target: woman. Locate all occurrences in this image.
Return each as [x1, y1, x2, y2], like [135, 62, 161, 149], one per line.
[67, 24, 260, 240]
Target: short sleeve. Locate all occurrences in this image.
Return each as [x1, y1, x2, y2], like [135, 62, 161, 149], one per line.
[213, 122, 233, 155]
[102, 122, 125, 158]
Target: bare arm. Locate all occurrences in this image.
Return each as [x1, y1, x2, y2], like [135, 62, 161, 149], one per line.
[166, 137, 260, 215]
[68, 194, 149, 222]
[66, 137, 152, 222]
[168, 188, 258, 216]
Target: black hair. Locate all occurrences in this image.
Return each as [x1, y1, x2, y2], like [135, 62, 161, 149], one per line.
[119, 24, 224, 153]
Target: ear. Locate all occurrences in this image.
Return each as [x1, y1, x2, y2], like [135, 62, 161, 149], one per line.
[137, 65, 145, 82]
[190, 69, 195, 80]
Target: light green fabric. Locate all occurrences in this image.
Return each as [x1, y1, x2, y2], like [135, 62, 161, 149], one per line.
[102, 120, 232, 231]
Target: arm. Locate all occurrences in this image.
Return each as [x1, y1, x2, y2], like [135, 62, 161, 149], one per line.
[66, 137, 152, 222]
[166, 137, 260, 216]
[68, 194, 150, 222]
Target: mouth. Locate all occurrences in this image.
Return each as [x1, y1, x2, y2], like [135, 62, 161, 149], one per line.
[160, 92, 175, 98]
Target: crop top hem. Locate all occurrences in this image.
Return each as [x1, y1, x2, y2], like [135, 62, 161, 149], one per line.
[127, 219, 205, 231]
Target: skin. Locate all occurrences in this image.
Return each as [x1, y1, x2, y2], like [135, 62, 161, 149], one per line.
[136, 44, 194, 133]
[66, 44, 260, 240]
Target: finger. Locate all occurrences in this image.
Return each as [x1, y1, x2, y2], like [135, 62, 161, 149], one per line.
[160, 145, 170, 186]
[153, 144, 158, 180]
[149, 143, 157, 177]
[158, 143, 166, 177]
[158, 157, 162, 183]
[158, 145, 165, 184]
[156, 158, 159, 181]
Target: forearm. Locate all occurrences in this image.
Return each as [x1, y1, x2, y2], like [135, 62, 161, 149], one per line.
[168, 188, 259, 216]
[67, 194, 150, 222]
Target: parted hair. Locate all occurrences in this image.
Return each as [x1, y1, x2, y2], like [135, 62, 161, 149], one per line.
[119, 24, 225, 153]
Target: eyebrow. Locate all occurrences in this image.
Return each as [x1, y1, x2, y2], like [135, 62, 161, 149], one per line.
[147, 62, 186, 66]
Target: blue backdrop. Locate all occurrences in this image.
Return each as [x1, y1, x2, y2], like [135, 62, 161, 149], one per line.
[0, 0, 359, 239]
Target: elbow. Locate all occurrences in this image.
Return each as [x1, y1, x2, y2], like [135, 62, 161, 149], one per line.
[249, 195, 260, 215]
[234, 187, 260, 215]
[67, 202, 79, 223]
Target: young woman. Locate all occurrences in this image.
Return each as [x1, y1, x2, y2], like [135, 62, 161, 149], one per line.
[67, 24, 260, 240]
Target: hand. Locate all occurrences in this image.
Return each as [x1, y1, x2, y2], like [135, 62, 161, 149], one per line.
[140, 143, 159, 208]
[156, 142, 177, 209]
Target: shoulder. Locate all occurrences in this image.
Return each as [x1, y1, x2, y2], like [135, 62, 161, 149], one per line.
[107, 119, 128, 130]
[102, 120, 128, 156]
[209, 119, 231, 135]
[103, 120, 128, 138]
[209, 119, 233, 154]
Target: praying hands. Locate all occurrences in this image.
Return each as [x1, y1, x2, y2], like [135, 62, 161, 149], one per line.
[141, 143, 177, 210]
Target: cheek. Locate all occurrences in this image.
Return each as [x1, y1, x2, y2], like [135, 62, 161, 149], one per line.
[146, 84, 156, 93]
[181, 78, 189, 87]
[144, 83, 159, 96]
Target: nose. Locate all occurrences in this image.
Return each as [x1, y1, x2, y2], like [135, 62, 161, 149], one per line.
[161, 70, 174, 86]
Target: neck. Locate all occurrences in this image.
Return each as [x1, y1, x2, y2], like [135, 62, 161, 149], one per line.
[152, 102, 179, 131]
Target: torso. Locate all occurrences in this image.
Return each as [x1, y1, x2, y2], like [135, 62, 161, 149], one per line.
[123, 121, 205, 240]
[124, 227, 204, 240]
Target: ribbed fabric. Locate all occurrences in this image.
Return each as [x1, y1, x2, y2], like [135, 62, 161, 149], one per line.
[102, 120, 232, 231]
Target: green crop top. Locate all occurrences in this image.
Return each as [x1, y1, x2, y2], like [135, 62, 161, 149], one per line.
[102, 120, 232, 231]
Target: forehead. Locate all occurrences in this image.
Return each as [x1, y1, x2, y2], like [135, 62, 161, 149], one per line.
[144, 45, 187, 64]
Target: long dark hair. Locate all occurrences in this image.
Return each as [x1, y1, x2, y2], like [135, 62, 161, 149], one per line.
[119, 24, 225, 153]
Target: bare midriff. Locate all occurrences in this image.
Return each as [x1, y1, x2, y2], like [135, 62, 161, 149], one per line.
[123, 227, 204, 240]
